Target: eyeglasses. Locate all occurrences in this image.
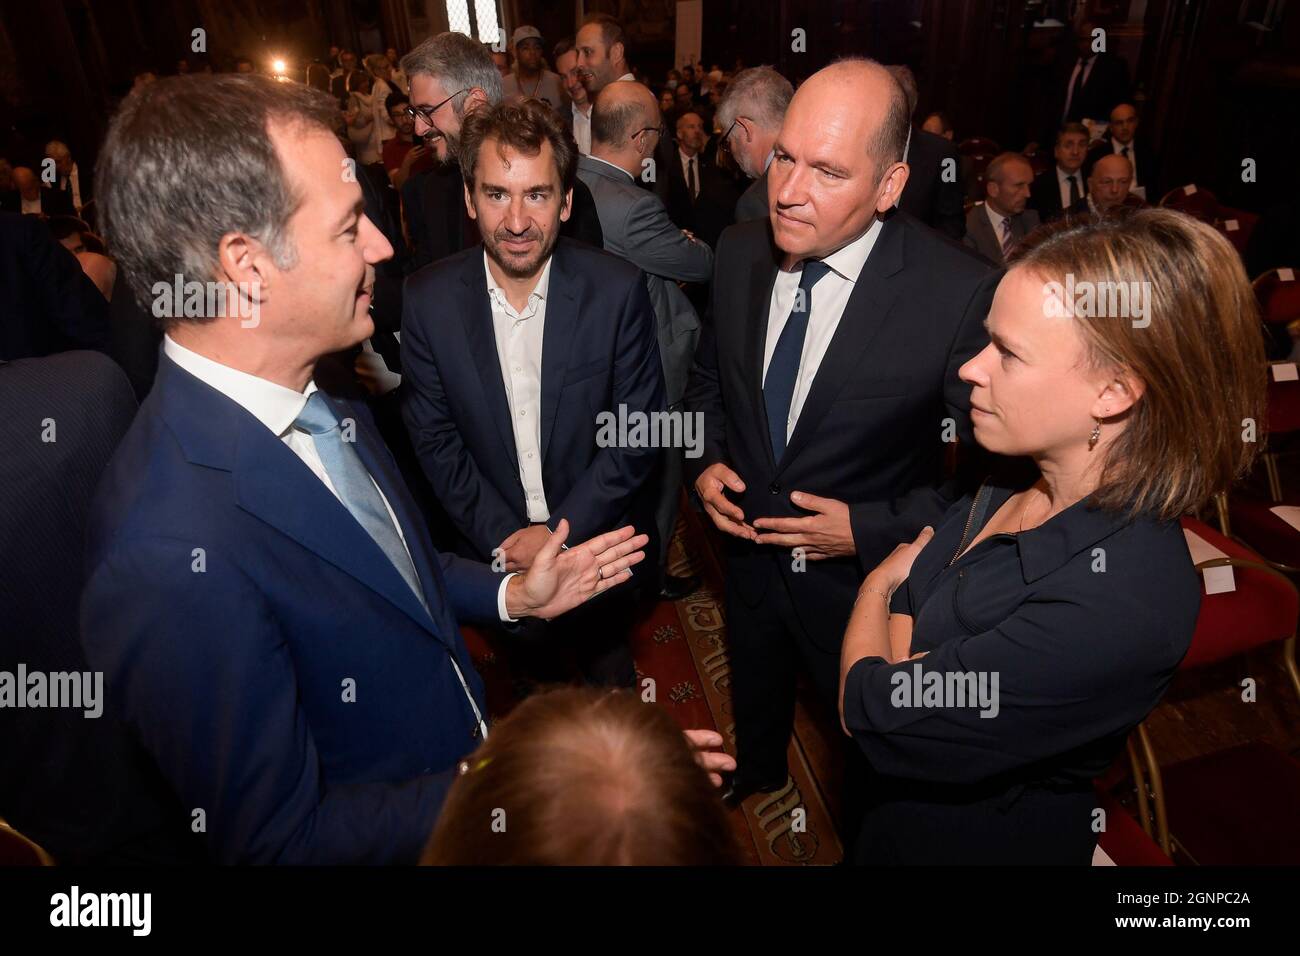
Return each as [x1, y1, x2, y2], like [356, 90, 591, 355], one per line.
[719, 117, 751, 155]
[405, 88, 468, 125]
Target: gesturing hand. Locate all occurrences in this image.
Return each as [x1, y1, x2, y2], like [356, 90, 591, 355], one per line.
[497, 524, 553, 572]
[682, 729, 736, 787]
[694, 462, 757, 541]
[505, 519, 649, 621]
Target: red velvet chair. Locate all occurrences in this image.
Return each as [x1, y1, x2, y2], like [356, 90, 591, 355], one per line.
[958, 136, 1000, 158]
[1215, 207, 1259, 254]
[1094, 787, 1173, 866]
[1131, 519, 1300, 863]
[1158, 184, 1219, 223]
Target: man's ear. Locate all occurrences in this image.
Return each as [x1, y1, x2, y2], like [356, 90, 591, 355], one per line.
[611, 42, 625, 70]
[875, 160, 910, 214]
[559, 187, 572, 223]
[465, 88, 489, 116]
[215, 232, 272, 318]
[464, 181, 477, 220]
[1092, 371, 1145, 420]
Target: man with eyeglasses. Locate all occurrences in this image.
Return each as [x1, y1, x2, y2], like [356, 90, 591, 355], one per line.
[577, 81, 712, 602]
[715, 67, 793, 224]
[398, 32, 602, 271]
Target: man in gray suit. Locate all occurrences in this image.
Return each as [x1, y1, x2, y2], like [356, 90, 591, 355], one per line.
[577, 80, 713, 599]
[717, 67, 792, 224]
[963, 152, 1040, 265]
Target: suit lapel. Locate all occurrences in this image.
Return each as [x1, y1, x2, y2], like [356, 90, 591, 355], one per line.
[330, 394, 459, 649]
[458, 252, 519, 474]
[229, 402, 446, 641]
[539, 243, 578, 462]
[745, 225, 782, 471]
[777, 216, 905, 473]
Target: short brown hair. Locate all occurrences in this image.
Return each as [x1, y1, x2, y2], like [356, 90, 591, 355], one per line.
[422, 688, 743, 865]
[582, 13, 625, 53]
[1056, 121, 1090, 145]
[459, 99, 577, 195]
[1013, 209, 1266, 520]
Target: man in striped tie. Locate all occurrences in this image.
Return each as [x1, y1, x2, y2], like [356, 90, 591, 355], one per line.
[963, 152, 1041, 265]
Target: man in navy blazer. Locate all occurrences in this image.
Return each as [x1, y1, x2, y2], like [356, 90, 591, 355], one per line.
[80, 75, 650, 864]
[402, 100, 666, 686]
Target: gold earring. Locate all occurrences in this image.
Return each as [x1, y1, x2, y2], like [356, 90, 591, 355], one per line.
[1088, 419, 1102, 450]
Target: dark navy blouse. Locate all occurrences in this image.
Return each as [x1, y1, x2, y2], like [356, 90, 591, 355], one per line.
[843, 464, 1199, 864]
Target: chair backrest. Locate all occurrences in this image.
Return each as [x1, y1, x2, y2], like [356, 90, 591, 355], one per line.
[1215, 207, 1258, 254]
[1178, 517, 1299, 668]
[1254, 268, 1300, 326]
[958, 136, 1000, 157]
[1158, 184, 1219, 222]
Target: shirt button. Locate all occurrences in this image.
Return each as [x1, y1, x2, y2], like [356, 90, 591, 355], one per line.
[769, 482, 781, 494]
[527, 452, 534, 459]
[519, 409, 526, 416]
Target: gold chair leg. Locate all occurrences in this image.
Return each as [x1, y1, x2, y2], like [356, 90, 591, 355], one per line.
[1265, 452, 1283, 502]
[1283, 636, 1300, 702]
[1126, 736, 1153, 839]
[1213, 492, 1231, 536]
[1135, 723, 1170, 857]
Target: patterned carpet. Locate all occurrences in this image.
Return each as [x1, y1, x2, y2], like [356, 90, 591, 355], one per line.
[460, 503, 845, 865]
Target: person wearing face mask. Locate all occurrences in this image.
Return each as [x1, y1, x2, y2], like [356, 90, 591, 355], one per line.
[684, 58, 998, 817]
[839, 210, 1263, 864]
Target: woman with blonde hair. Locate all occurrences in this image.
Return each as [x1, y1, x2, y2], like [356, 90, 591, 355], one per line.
[343, 69, 378, 165]
[839, 209, 1266, 864]
[422, 688, 741, 866]
[363, 53, 398, 155]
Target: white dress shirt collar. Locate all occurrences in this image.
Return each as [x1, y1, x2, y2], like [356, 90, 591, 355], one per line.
[812, 217, 883, 283]
[483, 250, 553, 319]
[163, 335, 315, 437]
[984, 202, 1010, 234]
[586, 153, 635, 183]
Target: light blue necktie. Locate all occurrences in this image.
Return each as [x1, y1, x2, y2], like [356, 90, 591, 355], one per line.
[293, 392, 426, 610]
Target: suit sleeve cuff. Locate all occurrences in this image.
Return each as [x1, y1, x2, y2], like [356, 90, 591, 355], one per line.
[497, 572, 519, 622]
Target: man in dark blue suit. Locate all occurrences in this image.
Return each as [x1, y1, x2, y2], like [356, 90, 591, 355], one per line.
[80, 75, 652, 864]
[0, 210, 108, 360]
[402, 100, 666, 687]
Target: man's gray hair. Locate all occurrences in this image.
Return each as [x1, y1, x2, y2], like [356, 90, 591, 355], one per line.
[96, 74, 339, 327]
[401, 31, 503, 111]
[715, 67, 792, 134]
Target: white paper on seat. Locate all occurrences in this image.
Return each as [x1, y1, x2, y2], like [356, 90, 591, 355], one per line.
[1183, 528, 1236, 594]
[1280, 268, 1296, 282]
[1271, 363, 1299, 382]
[1092, 844, 1116, 866]
[1269, 505, 1300, 533]
[1184, 184, 1197, 195]
[1225, 219, 1239, 232]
